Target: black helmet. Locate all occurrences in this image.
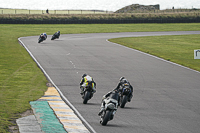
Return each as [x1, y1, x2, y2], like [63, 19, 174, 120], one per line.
[82, 74, 87, 78]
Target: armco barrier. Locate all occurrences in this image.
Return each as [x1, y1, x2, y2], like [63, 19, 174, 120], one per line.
[0, 17, 200, 24]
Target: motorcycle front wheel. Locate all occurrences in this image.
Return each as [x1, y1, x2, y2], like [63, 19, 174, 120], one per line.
[38, 38, 43, 43]
[51, 36, 56, 40]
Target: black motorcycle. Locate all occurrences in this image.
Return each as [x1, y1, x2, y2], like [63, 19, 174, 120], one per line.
[100, 98, 118, 126]
[120, 86, 132, 108]
[82, 81, 94, 104]
[51, 31, 60, 40]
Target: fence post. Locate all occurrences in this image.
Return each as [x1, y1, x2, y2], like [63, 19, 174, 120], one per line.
[15, 10, 16, 14]
[29, 10, 30, 14]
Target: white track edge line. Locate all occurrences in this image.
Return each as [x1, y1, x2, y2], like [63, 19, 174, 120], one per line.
[18, 38, 96, 133]
[106, 39, 200, 74]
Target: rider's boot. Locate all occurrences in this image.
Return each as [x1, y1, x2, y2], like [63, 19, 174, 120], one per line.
[80, 86, 84, 95]
[98, 107, 105, 116]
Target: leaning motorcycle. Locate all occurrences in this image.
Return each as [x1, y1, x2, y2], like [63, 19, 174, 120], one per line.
[38, 36, 45, 43]
[119, 86, 132, 108]
[100, 98, 118, 126]
[82, 81, 94, 104]
[51, 33, 60, 40]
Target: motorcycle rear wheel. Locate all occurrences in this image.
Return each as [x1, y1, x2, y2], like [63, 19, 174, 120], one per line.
[83, 91, 90, 104]
[101, 111, 112, 126]
[120, 95, 128, 108]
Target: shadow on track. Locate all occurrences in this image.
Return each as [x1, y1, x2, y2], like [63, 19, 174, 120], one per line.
[120, 106, 139, 110]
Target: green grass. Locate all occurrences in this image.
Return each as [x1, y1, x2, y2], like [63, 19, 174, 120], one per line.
[0, 23, 200, 132]
[109, 35, 200, 72]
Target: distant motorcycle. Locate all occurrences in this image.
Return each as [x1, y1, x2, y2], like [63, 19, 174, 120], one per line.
[119, 85, 132, 108]
[100, 98, 118, 126]
[51, 31, 60, 40]
[38, 33, 47, 43]
[38, 37, 45, 43]
[82, 81, 94, 104]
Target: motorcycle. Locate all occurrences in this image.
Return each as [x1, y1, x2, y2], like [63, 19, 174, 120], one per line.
[51, 32, 60, 40]
[38, 35, 46, 43]
[100, 98, 118, 126]
[119, 85, 132, 108]
[82, 81, 94, 104]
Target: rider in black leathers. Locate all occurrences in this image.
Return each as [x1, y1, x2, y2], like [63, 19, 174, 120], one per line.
[52, 31, 60, 39]
[39, 33, 47, 40]
[54, 31, 60, 38]
[115, 77, 133, 102]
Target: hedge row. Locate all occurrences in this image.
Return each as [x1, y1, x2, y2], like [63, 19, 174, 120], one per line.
[0, 17, 200, 24]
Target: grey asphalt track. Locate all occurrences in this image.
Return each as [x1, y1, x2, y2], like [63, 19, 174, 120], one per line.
[20, 31, 200, 133]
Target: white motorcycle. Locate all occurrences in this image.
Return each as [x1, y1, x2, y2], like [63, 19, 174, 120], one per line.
[100, 98, 118, 126]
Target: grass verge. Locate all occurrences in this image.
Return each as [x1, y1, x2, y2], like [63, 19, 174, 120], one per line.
[0, 23, 200, 132]
[109, 34, 200, 72]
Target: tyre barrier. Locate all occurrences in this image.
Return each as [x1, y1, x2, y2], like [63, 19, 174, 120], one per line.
[0, 17, 200, 24]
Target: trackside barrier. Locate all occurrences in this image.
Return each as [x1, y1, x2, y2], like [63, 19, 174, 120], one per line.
[1, 17, 200, 24]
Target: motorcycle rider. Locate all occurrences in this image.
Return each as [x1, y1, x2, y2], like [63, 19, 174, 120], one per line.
[98, 89, 120, 118]
[115, 77, 133, 102]
[80, 74, 96, 95]
[39, 33, 47, 40]
[52, 31, 60, 39]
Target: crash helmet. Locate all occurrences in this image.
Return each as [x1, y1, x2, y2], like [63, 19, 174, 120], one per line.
[82, 73, 87, 78]
[119, 77, 125, 82]
[120, 77, 128, 84]
[43, 33, 47, 37]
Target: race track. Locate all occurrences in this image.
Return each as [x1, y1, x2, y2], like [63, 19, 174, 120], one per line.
[20, 31, 200, 133]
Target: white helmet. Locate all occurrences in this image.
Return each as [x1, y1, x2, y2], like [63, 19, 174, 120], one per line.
[119, 77, 125, 82]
